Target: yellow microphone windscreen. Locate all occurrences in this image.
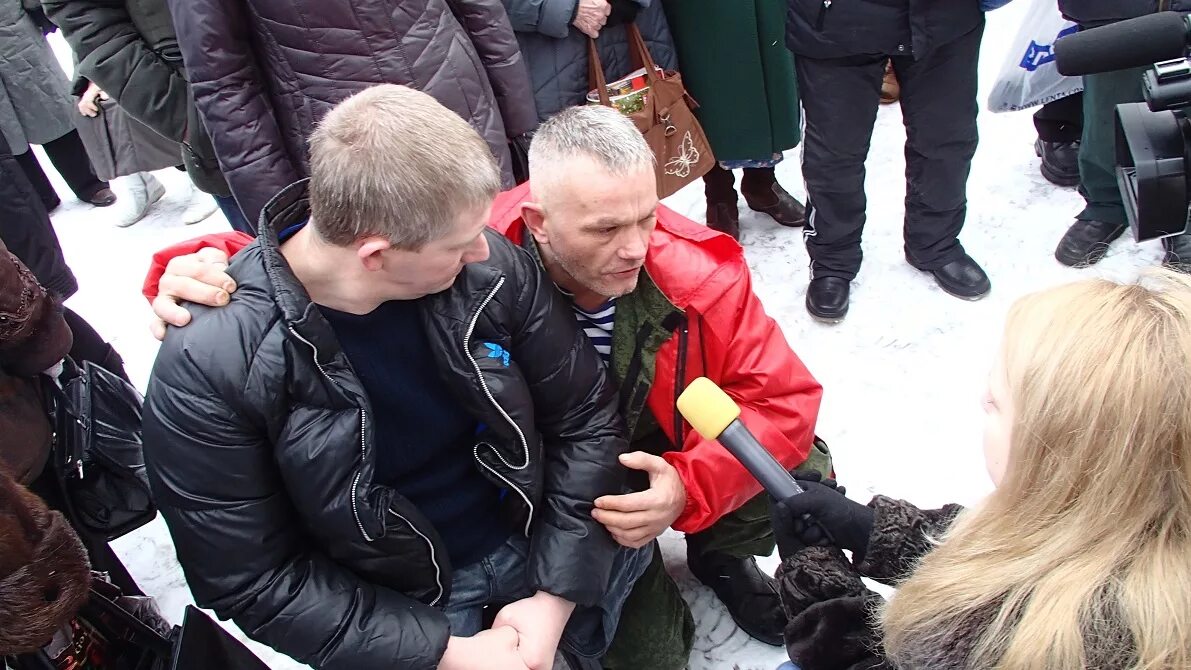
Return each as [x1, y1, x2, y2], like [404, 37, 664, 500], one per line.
[676, 377, 741, 440]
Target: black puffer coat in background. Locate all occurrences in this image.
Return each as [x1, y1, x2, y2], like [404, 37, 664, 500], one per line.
[143, 180, 630, 670]
[164, 0, 540, 228]
[785, 0, 983, 60]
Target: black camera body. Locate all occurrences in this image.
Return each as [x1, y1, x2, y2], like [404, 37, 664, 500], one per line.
[1054, 11, 1191, 242]
[1115, 58, 1191, 241]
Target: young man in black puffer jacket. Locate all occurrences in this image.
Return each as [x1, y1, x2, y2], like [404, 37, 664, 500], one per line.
[142, 84, 649, 670]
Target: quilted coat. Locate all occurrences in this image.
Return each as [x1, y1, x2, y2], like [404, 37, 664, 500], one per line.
[502, 0, 677, 121]
[0, 0, 78, 154]
[165, 0, 540, 228]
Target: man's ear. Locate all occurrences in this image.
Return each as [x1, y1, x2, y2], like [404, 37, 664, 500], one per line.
[356, 237, 392, 272]
[520, 202, 550, 245]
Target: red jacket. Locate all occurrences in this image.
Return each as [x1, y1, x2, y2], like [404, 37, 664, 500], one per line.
[489, 184, 822, 532]
[143, 184, 823, 533]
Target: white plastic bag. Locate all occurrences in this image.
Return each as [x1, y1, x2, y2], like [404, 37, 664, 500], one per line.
[987, 0, 1084, 112]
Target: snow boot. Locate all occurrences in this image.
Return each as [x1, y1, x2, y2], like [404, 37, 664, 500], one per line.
[113, 172, 165, 227]
[688, 548, 786, 646]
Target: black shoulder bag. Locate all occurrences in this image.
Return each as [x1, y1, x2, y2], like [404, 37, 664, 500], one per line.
[46, 357, 156, 541]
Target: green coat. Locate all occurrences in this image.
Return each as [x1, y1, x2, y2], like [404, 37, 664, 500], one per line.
[661, 0, 800, 162]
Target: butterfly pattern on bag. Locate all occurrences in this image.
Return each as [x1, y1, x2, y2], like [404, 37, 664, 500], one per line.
[664, 131, 700, 179]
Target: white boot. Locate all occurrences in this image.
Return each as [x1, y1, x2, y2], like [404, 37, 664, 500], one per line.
[113, 172, 166, 227]
[181, 179, 218, 225]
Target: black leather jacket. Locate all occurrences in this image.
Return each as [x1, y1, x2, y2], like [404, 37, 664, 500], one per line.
[143, 181, 629, 670]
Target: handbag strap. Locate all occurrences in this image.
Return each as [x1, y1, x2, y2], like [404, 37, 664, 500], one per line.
[587, 38, 613, 106]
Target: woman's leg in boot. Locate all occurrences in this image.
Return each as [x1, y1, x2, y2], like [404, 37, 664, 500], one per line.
[40, 131, 112, 205]
[741, 166, 806, 227]
[12, 149, 61, 211]
[704, 164, 740, 239]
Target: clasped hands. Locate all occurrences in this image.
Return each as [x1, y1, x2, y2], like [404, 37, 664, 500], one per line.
[441, 592, 575, 670]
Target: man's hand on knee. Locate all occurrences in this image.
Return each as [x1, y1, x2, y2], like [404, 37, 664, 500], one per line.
[593, 452, 686, 548]
[150, 247, 236, 340]
[492, 591, 576, 670]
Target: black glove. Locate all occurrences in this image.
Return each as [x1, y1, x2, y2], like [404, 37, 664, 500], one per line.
[606, 0, 641, 26]
[26, 7, 57, 35]
[773, 472, 874, 561]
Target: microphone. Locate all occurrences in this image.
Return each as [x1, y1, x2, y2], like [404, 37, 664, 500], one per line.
[1055, 12, 1190, 77]
[676, 377, 803, 500]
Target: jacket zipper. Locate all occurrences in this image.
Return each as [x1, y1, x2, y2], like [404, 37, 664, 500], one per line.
[463, 278, 535, 532]
[289, 327, 374, 543]
[388, 508, 445, 606]
[672, 319, 689, 445]
[473, 442, 535, 536]
[816, 0, 832, 30]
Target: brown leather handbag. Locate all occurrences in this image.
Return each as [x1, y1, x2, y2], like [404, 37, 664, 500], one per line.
[587, 25, 715, 199]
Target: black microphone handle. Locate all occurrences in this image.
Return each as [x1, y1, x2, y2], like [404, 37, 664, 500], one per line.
[717, 421, 804, 500]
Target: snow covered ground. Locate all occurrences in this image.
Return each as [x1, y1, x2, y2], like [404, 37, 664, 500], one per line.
[42, 4, 1164, 668]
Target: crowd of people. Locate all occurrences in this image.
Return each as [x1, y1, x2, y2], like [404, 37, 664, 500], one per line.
[3, 0, 1191, 669]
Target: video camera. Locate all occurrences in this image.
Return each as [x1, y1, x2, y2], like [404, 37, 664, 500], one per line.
[1055, 12, 1191, 242]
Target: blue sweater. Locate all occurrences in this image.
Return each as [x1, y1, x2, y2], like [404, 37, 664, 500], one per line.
[321, 293, 509, 569]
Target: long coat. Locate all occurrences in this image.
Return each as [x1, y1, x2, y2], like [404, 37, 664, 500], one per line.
[0, 0, 77, 154]
[662, 0, 800, 162]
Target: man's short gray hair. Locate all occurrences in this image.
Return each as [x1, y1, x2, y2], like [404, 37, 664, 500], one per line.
[528, 106, 654, 183]
[308, 84, 500, 249]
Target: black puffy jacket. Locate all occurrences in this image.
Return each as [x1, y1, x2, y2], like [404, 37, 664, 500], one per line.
[785, 0, 983, 60]
[1059, 0, 1191, 28]
[143, 181, 629, 670]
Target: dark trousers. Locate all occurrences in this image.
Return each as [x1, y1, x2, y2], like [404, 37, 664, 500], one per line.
[602, 440, 834, 670]
[215, 194, 254, 234]
[797, 23, 983, 280]
[13, 130, 108, 208]
[1077, 67, 1146, 226]
[1034, 93, 1083, 143]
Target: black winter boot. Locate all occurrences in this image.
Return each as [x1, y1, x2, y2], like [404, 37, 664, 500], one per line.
[704, 165, 740, 239]
[688, 548, 786, 646]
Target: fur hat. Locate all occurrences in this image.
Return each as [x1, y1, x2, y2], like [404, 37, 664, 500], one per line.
[0, 244, 73, 376]
[0, 470, 91, 655]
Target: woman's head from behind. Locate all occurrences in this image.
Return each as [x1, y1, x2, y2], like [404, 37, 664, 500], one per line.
[885, 270, 1191, 670]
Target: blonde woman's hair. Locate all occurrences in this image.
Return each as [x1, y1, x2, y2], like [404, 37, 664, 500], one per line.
[308, 84, 500, 250]
[882, 270, 1191, 670]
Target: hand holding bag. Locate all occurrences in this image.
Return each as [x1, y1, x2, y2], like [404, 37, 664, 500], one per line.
[587, 25, 715, 198]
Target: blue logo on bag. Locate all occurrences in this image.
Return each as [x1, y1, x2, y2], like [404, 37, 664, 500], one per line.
[1020, 25, 1078, 72]
[483, 342, 511, 367]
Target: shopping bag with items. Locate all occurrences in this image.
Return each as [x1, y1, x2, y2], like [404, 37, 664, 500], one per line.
[587, 25, 715, 198]
[987, 0, 1083, 112]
